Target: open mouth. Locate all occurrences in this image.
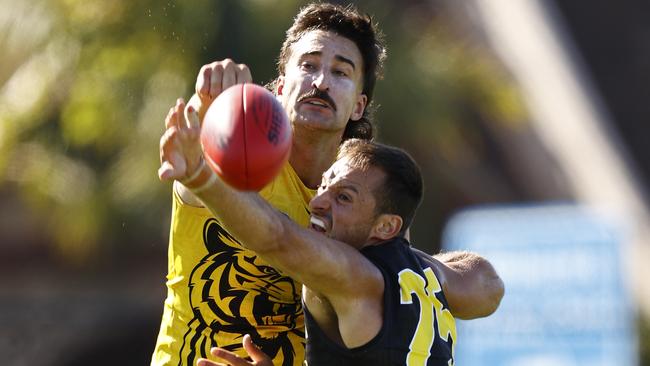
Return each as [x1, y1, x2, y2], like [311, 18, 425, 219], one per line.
[297, 89, 337, 111]
[303, 98, 332, 109]
[310, 216, 327, 233]
[306, 99, 329, 107]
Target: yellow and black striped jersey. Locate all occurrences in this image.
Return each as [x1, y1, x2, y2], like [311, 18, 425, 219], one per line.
[151, 163, 315, 366]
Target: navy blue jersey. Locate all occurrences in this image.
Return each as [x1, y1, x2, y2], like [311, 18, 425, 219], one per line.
[304, 237, 456, 366]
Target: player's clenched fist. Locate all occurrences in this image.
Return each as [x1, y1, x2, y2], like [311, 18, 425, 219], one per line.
[193, 59, 252, 119]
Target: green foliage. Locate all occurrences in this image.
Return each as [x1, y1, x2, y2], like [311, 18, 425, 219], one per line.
[1, 0, 205, 262]
[0, 0, 310, 263]
[0, 0, 528, 263]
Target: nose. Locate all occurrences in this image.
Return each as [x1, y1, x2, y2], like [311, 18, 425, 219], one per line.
[311, 70, 330, 91]
[308, 190, 330, 212]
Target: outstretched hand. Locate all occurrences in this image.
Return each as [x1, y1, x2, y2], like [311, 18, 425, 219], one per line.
[196, 334, 273, 366]
[158, 98, 203, 182]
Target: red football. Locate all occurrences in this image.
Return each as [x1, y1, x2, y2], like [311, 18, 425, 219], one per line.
[200, 83, 292, 191]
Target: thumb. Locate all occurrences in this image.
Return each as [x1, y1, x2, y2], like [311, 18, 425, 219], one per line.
[242, 334, 271, 363]
[158, 151, 187, 181]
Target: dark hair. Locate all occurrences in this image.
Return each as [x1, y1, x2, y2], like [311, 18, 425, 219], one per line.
[337, 139, 423, 235]
[274, 3, 386, 141]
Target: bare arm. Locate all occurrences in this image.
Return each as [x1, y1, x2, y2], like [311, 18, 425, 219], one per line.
[412, 248, 504, 319]
[158, 98, 384, 347]
[193, 165, 382, 302]
[158, 100, 383, 307]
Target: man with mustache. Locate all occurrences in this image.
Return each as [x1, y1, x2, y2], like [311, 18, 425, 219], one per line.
[152, 3, 504, 366]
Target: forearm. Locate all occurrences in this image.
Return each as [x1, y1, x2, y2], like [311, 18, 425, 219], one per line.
[159, 97, 285, 255]
[184, 162, 367, 295]
[187, 161, 287, 254]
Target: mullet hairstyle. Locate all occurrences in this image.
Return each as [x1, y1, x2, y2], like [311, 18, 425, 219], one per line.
[337, 139, 423, 236]
[274, 2, 387, 141]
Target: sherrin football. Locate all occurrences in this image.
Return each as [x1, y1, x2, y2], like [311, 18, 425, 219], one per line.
[200, 83, 292, 191]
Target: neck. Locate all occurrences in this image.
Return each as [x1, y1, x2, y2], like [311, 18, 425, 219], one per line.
[289, 127, 343, 189]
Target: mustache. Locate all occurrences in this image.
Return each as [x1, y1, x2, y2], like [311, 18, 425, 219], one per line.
[297, 88, 337, 111]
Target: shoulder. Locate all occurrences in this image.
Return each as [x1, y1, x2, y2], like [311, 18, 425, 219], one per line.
[409, 246, 446, 280]
[360, 238, 441, 289]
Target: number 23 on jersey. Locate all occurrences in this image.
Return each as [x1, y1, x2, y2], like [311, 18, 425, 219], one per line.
[399, 267, 457, 366]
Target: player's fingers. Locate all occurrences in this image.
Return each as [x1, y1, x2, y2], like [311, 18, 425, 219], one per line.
[196, 65, 211, 99]
[159, 128, 188, 179]
[159, 126, 177, 163]
[222, 59, 237, 91]
[242, 334, 272, 364]
[196, 358, 227, 366]
[209, 347, 253, 366]
[210, 64, 224, 99]
[185, 105, 201, 130]
[158, 150, 187, 181]
[172, 98, 186, 130]
[166, 97, 185, 129]
[165, 105, 175, 129]
[165, 103, 202, 176]
[157, 161, 175, 181]
[236, 64, 252, 84]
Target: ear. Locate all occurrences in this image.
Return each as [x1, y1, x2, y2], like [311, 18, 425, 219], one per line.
[350, 93, 368, 121]
[276, 75, 285, 96]
[370, 213, 403, 241]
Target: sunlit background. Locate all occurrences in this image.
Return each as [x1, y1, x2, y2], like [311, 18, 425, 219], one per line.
[1, 0, 649, 364]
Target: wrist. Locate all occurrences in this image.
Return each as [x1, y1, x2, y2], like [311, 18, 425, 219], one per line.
[180, 158, 218, 193]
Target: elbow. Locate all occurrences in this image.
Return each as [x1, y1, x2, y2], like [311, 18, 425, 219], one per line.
[452, 277, 504, 319]
[473, 260, 505, 318]
[451, 260, 505, 320]
[482, 274, 505, 317]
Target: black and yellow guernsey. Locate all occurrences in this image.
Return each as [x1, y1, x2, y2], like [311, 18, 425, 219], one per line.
[151, 163, 315, 366]
[304, 237, 457, 366]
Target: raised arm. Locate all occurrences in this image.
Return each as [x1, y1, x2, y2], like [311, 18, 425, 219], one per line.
[176, 59, 252, 206]
[158, 100, 383, 306]
[411, 248, 504, 319]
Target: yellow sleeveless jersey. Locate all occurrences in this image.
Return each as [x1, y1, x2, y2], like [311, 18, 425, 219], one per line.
[151, 163, 315, 366]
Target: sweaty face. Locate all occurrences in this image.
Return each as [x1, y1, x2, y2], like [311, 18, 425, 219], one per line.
[308, 158, 385, 249]
[277, 30, 367, 135]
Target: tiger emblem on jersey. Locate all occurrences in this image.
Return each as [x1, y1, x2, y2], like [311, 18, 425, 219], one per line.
[178, 218, 304, 365]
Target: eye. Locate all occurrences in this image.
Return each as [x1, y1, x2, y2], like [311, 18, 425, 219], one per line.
[337, 193, 351, 203]
[301, 62, 316, 71]
[333, 69, 348, 77]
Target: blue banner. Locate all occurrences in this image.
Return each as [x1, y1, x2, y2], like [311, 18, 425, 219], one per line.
[443, 204, 637, 366]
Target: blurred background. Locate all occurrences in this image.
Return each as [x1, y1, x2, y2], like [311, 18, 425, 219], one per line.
[1, 0, 648, 364]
